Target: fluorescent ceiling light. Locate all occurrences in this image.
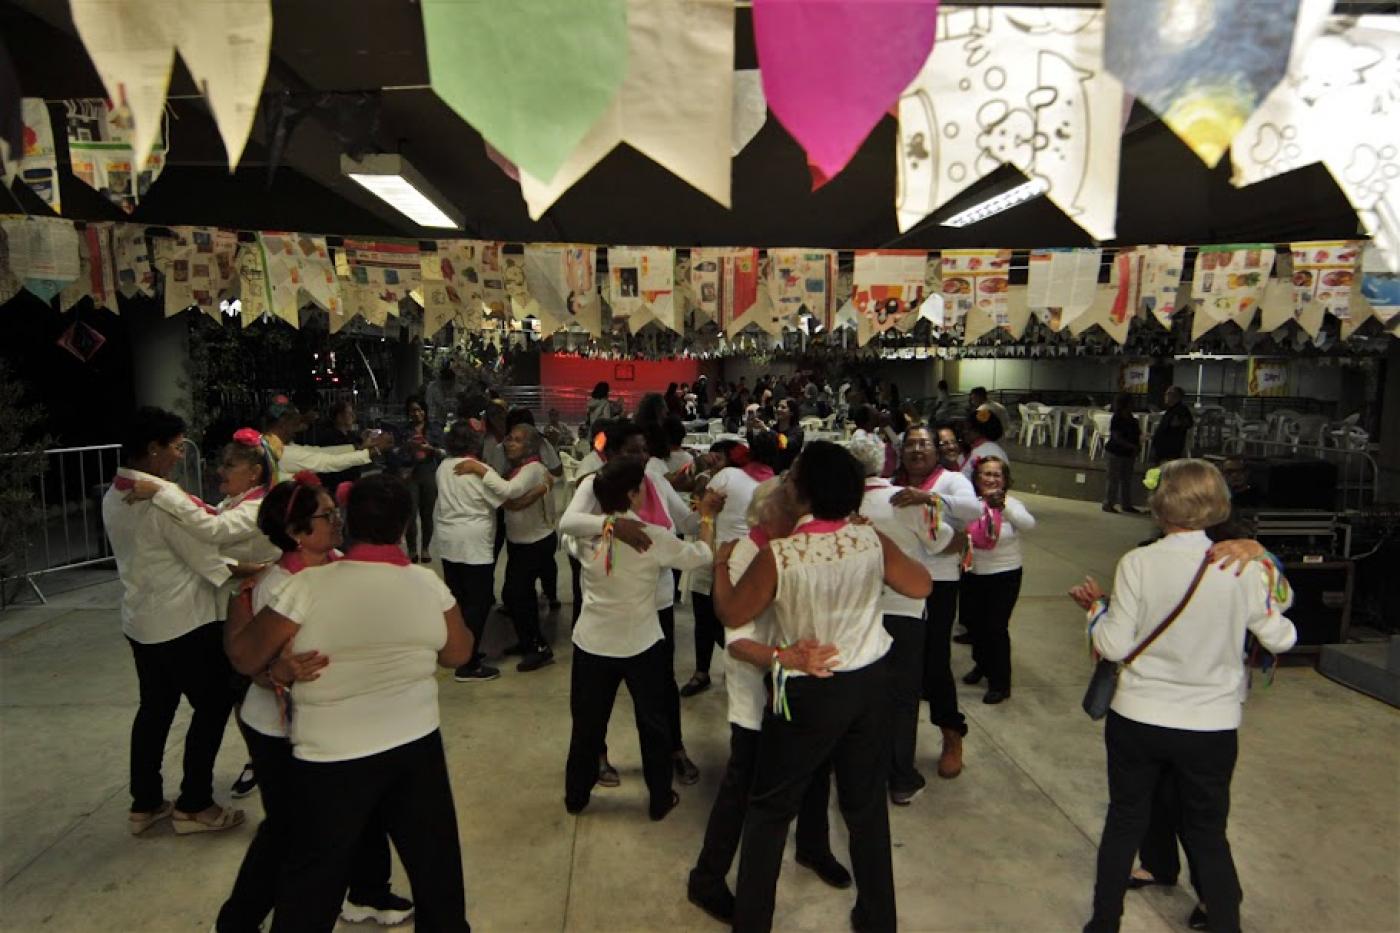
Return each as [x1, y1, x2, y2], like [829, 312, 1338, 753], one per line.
[341, 153, 463, 229]
[940, 177, 1049, 228]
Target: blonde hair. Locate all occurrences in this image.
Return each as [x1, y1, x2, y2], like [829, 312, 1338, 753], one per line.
[1150, 459, 1231, 530]
[746, 477, 792, 529]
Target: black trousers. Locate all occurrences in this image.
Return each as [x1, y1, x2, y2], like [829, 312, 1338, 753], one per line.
[922, 581, 967, 735]
[1088, 712, 1241, 933]
[693, 723, 833, 890]
[405, 467, 437, 556]
[565, 642, 674, 816]
[734, 658, 896, 933]
[1104, 454, 1136, 509]
[569, 555, 583, 625]
[441, 560, 494, 668]
[504, 534, 557, 652]
[217, 721, 393, 932]
[126, 622, 236, 813]
[691, 592, 724, 676]
[1138, 767, 1202, 895]
[272, 731, 469, 933]
[658, 605, 684, 751]
[963, 568, 1023, 692]
[883, 615, 927, 793]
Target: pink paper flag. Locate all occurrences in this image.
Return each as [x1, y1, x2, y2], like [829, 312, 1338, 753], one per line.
[755, 0, 938, 182]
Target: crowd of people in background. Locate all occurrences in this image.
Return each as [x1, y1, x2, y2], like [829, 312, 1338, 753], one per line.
[99, 365, 1292, 933]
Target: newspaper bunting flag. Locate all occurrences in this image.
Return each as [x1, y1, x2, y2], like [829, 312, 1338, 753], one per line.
[235, 240, 274, 326]
[1289, 241, 1362, 320]
[755, 0, 938, 184]
[1192, 245, 1276, 323]
[519, 0, 735, 219]
[1105, 0, 1308, 169]
[64, 99, 168, 214]
[765, 249, 834, 330]
[69, 1, 175, 169]
[608, 246, 678, 333]
[897, 6, 1122, 241]
[260, 231, 336, 327]
[173, 0, 272, 170]
[155, 226, 237, 320]
[417, 240, 510, 338]
[59, 223, 118, 313]
[1, 216, 79, 302]
[1232, 17, 1400, 273]
[1114, 245, 1187, 330]
[2, 99, 60, 212]
[940, 249, 1011, 327]
[112, 223, 155, 297]
[0, 227, 21, 305]
[517, 244, 602, 336]
[851, 250, 926, 336]
[1361, 245, 1400, 324]
[338, 239, 421, 328]
[1027, 248, 1101, 329]
[421, 0, 628, 183]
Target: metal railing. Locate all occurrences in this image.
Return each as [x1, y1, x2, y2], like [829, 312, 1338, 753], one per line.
[1231, 438, 1379, 513]
[1, 438, 203, 607]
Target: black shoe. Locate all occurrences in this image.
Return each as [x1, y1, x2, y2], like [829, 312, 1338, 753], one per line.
[565, 795, 589, 815]
[952, 631, 974, 645]
[597, 760, 621, 788]
[340, 889, 414, 925]
[983, 688, 1010, 705]
[649, 790, 680, 821]
[687, 871, 735, 924]
[1126, 872, 1175, 890]
[796, 851, 853, 889]
[890, 782, 926, 807]
[674, 752, 700, 785]
[1187, 905, 1208, 930]
[516, 646, 555, 673]
[679, 673, 712, 697]
[503, 642, 526, 656]
[1102, 503, 1118, 513]
[230, 763, 257, 799]
[1122, 506, 1142, 514]
[962, 666, 984, 685]
[454, 663, 501, 683]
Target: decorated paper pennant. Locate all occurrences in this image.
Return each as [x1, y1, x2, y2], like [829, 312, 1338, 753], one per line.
[235, 240, 275, 324]
[513, 244, 602, 336]
[962, 305, 997, 343]
[1289, 240, 1362, 320]
[1257, 276, 1296, 332]
[852, 250, 926, 335]
[419, 245, 484, 340]
[0, 225, 18, 306]
[1065, 285, 1131, 345]
[64, 99, 168, 214]
[755, 0, 938, 183]
[176, 0, 272, 169]
[1000, 286, 1032, 339]
[1339, 288, 1373, 339]
[1, 217, 79, 302]
[2, 99, 60, 212]
[940, 249, 1011, 325]
[1192, 245, 1275, 322]
[608, 246, 677, 332]
[1027, 248, 1100, 327]
[261, 231, 336, 326]
[155, 226, 236, 320]
[765, 249, 834, 328]
[422, 0, 628, 183]
[897, 6, 1122, 241]
[1232, 17, 1400, 272]
[1114, 245, 1187, 329]
[519, 0, 735, 219]
[1105, 0, 1306, 168]
[732, 69, 768, 156]
[338, 239, 421, 325]
[1361, 244, 1400, 324]
[112, 223, 155, 297]
[59, 223, 118, 313]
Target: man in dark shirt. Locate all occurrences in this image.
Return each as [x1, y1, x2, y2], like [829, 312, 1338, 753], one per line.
[1150, 386, 1194, 464]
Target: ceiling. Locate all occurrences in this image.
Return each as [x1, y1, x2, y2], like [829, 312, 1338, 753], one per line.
[2, 0, 1394, 248]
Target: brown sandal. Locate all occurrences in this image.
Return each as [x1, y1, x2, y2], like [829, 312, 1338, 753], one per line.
[128, 800, 173, 836]
[171, 805, 245, 835]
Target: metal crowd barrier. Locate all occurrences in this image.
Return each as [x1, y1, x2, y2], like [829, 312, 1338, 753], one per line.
[1, 438, 202, 607]
[1233, 437, 1379, 513]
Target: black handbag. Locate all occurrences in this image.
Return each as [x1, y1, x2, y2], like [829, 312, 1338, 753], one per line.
[1082, 556, 1211, 720]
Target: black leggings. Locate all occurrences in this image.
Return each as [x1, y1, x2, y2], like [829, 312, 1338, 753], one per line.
[962, 568, 1023, 692]
[691, 592, 724, 676]
[441, 560, 494, 668]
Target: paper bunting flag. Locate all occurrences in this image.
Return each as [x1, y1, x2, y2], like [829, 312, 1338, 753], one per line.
[765, 249, 834, 328]
[606, 246, 677, 332]
[1065, 285, 1131, 345]
[1191, 245, 1275, 323]
[732, 69, 768, 156]
[112, 224, 155, 297]
[59, 223, 118, 313]
[2, 99, 60, 212]
[339, 239, 421, 326]
[1232, 17, 1400, 272]
[755, 0, 938, 183]
[1000, 286, 1032, 339]
[422, 0, 628, 183]
[235, 240, 274, 324]
[852, 250, 927, 335]
[173, 0, 271, 169]
[513, 244, 602, 336]
[897, 6, 1122, 241]
[64, 99, 168, 215]
[261, 232, 337, 327]
[1257, 276, 1296, 332]
[1114, 245, 1187, 329]
[155, 227, 237, 320]
[962, 305, 997, 344]
[917, 292, 947, 330]
[1105, 0, 1305, 168]
[1289, 241, 1362, 320]
[1027, 248, 1100, 327]
[1, 217, 79, 302]
[1361, 244, 1400, 324]
[940, 249, 1012, 326]
[0, 226, 22, 306]
[518, 0, 735, 219]
[422, 240, 510, 336]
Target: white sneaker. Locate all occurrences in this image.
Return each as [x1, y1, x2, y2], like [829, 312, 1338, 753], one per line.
[340, 892, 414, 926]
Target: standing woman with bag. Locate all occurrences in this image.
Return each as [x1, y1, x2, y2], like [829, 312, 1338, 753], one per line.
[1070, 459, 1296, 933]
[960, 456, 1034, 705]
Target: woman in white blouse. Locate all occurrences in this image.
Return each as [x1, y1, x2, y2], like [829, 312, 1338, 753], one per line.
[714, 441, 932, 933]
[961, 456, 1034, 705]
[566, 459, 721, 821]
[227, 474, 474, 932]
[960, 406, 1011, 479]
[1070, 459, 1296, 933]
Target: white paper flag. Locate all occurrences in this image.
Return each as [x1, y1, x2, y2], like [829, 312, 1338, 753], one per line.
[1026, 248, 1100, 326]
[176, 0, 272, 169]
[2, 99, 60, 212]
[608, 246, 677, 332]
[69, 0, 176, 168]
[1192, 246, 1275, 322]
[112, 223, 155, 297]
[1, 217, 80, 302]
[59, 223, 118, 313]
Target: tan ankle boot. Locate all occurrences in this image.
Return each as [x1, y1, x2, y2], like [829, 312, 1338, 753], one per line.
[937, 727, 964, 779]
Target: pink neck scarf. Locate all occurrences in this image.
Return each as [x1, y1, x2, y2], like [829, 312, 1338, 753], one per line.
[344, 542, 411, 566]
[742, 462, 775, 483]
[635, 476, 673, 529]
[793, 517, 848, 535]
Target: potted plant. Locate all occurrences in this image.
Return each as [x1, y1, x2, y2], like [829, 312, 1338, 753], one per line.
[0, 362, 48, 598]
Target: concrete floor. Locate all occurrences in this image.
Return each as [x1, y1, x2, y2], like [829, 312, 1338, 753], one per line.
[1, 495, 1397, 932]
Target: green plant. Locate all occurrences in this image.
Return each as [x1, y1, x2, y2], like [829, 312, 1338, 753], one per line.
[0, 362, 49, 575]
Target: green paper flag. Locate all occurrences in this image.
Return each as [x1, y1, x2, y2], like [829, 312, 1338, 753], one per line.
[422, 0, 629, 182]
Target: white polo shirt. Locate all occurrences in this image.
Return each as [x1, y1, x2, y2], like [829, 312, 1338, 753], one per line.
[689, 466, 760, 597]
[432, 458, 539, 564]
[272, 555, 456, 762]
[723, 535, 774, 731]
[573, 512, 712, 658]
[103, 468, 233, 644]
[502, 460, 557, 545]
[240, 561, 295, 739]
[860, 478, 953, 618]
[968, 495, 1036, 576]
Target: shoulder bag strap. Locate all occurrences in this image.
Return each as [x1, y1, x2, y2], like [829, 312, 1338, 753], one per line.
[1121, 555, 1212, 667]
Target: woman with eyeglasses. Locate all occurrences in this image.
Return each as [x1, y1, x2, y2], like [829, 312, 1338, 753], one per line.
[215, 474, 413, 931]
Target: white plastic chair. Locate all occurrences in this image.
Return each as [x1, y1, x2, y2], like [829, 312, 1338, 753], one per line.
[1088, 412, 1113, 460]
[1019, 404, 1052, 447]
[707, 419, 725, 435]
[1061, 410, 1089, 451]
[798, 416, 824, 432]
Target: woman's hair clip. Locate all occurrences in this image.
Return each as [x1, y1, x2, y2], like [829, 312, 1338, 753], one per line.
[292, 470, 322, 487]
[335, 481, 354, 508]
[593, 431, 607, 453]
[1142, 467, 1161, 491]
[729, 444, 751, 467]
[468, 417, 485, 433]
[232, 427, 263, 447]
